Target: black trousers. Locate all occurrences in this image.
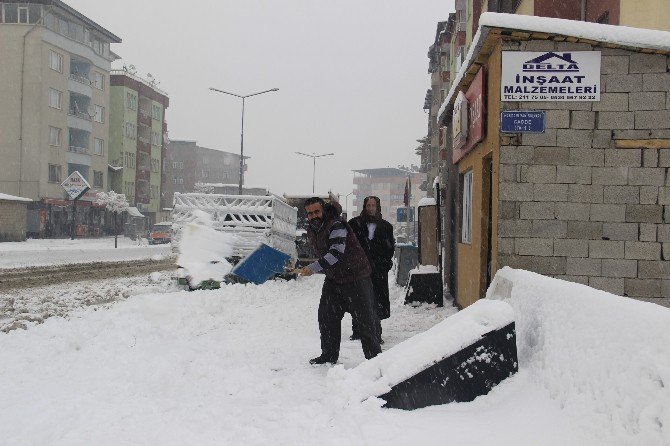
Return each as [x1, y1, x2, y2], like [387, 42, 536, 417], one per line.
[352, 271, 388, 339]
[319, 277, 381, 361]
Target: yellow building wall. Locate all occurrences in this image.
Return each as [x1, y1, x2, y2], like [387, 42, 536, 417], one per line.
[620, 0, 670, 31]
[456, 42, 502, 308]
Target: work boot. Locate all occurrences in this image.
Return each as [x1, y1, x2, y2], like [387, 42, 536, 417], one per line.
[309, 355, 337, 365]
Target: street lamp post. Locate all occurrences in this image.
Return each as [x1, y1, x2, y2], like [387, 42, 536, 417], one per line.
[209, 87, 278, 195]
[295, 152, 334, 193]
[345, 191, 354, 217]
[397, 168, 413, 243]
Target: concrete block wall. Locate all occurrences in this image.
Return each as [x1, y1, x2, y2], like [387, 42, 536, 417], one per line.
[497, 42, 670, 299]
[0, 200, 28, 242]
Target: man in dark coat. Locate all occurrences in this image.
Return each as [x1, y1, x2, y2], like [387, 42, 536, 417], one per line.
[300, 197, 382, 365]
[348, 196, 395, 343]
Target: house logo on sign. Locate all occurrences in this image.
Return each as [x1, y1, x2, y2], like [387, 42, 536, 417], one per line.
[522, 52, 579, 72]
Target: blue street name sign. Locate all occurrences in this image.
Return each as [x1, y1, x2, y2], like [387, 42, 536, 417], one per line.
[500, 111, 545, 133]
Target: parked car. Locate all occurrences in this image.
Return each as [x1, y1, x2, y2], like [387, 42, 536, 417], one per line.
[148, 221, 172, 245]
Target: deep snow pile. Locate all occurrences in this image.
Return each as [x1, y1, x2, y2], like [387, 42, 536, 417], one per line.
[487, 267, 670, 445]
[1, 267, 668, 445]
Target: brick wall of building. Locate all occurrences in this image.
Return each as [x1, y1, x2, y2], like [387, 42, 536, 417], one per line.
[497, 40, 670, 298]
[0, 200, 28, 241]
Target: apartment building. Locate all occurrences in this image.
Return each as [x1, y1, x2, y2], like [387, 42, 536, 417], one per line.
[352, 168, 426, 242]
[109, 69, 169, 224]
[0, 0, 120, 237]
[162, 140, 244, 209]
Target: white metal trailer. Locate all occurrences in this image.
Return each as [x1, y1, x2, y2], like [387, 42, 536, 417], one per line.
[171, 193, 298, 262]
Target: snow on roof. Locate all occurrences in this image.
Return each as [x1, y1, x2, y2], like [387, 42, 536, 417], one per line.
[438, 12, 670, 121]
[0, 193, 32, 202]
[108, 164, 123, 172]
[417, 197, 436, 207]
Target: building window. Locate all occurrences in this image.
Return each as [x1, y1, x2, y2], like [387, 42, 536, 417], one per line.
[123, 152, 136, 169]
[48, 164, 61, 182]
[151, 158, 160, 173]
[92, 72, 104, 90]
[461, 170, 473, 244]
[151, 104, 161, 121]
[124, 122, 136, 140]
[126, 93, 137, 110]
[18, 6, 29, 23]
[124, 181, 135, 198]
[49, 50, 63, 73]
[93, 105, 104, 123]
[94, 138, 104, 156]
[49, 88, 62, 109]
[93, 170, 103, 188]
[151, 131, 161, 146]
[48, 126, 61, 146]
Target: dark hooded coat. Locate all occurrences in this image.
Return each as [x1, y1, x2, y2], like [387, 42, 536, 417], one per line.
[348, 196, 395, 319]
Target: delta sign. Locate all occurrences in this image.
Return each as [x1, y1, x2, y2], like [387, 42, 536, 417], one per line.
[501, 51, 601, 101]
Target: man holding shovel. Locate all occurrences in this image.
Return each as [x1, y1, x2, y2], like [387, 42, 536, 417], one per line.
[300, 197, 381, 365]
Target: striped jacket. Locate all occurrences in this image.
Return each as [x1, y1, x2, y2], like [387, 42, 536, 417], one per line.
[306, 203, 371, 284]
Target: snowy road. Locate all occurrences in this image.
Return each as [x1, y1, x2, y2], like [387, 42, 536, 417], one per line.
[0, 275, 592, 445]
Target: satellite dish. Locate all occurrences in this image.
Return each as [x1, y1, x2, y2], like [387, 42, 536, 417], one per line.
[128, 64, 137, 74]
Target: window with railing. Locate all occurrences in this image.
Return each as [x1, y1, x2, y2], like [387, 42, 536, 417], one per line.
[123, 152, 136, 169]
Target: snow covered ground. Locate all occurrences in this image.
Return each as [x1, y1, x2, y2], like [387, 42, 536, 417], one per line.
[0, 237, 172, 269]
[3, 266, 667, 445]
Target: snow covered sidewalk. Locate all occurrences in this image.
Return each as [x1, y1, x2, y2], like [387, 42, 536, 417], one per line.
[0, 237, 172, 269]
[1, 274, 597, 446]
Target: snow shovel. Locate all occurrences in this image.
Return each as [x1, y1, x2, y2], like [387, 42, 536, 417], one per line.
[229, 243, 293, 285]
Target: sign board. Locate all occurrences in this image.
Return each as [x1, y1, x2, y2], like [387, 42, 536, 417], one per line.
[397, 207, 415, 223]
[453, 67, 486, 163]
[61, 171, 90, 200]
[501, 51, 601, 101]
[500, 111, 545, 133]
[452, 91, 468, 150]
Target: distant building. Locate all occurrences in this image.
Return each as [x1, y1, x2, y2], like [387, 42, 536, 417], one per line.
[0, 1, 121, 237]
[109, 69, 169, 224]
[162, 140, 244, 208]
[352, 167, 426, 241]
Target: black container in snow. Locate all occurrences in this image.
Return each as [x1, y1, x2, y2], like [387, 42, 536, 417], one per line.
[380, 322, 518, 410]
[405, 271, 443, 306]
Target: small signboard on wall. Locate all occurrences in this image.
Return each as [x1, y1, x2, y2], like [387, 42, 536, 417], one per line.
[500, 111, 545, 133]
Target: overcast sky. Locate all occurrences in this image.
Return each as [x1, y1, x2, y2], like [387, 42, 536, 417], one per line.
[66, 0, 453, 201]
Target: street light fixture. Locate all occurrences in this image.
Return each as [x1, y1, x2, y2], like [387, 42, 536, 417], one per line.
[209, 87, 279, 195]
[295, 152, 334, 193]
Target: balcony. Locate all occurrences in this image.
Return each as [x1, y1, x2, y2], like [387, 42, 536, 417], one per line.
[68, 128, 90, 156]
[67, 145, 89, 155]
[69, 73, 91, 85]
